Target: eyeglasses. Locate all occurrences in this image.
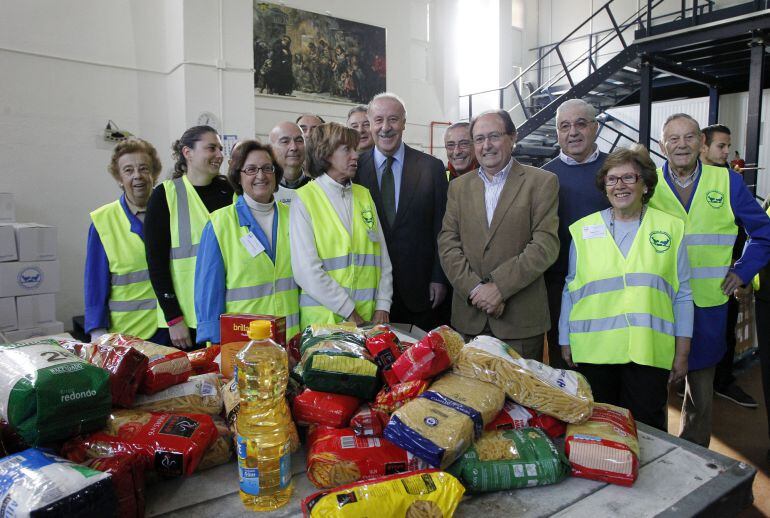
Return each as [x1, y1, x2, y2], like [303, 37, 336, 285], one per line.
[445, 140, 471, 152]
[473, 133, 503, 146]
[557, 120, 595, 132]
[604, 173, 640, 186]
[241, 165, 276, 176]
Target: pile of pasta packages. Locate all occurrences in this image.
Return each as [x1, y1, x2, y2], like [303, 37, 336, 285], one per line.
[0, 319, 643, 518]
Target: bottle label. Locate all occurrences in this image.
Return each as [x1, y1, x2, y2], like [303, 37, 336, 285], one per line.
[280, 451, 292, 489]
[237, 435, 260, 495]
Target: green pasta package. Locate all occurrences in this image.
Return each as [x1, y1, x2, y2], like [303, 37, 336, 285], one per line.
[448, 427, 570, 492]
[0, 340, 112, 445]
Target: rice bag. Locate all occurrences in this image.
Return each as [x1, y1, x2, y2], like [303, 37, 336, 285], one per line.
[302, 469, 464, 518]
[350, 404, 388, 437]
[448, 427, 570, 492]
[0, 448, 116, 517]
[0, 339, 112, 445]
[391, 325, 464, 383]
[384, 373, 505, 468]
[132, 373, 223, 415]
[565, 403, 640, 486]
[454, 335, 594, 423]
[84, 452, 147, 518]
[371, 380, 430, 415]
[96, 333, 192, 394]
[187, 345, 220, 376]
[486, 400, 567, 438]
[306, 427, 427, 489]
[293, 389, 361, 428]
[364, 324, 405, 386]
[301, 333, 381, 400]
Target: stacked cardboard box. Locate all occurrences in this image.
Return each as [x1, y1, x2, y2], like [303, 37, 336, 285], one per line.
[0, 193, 64, 342]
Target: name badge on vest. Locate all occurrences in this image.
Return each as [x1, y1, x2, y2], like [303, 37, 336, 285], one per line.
[240, 231, 265, 257]
[582, 224, 607, 239]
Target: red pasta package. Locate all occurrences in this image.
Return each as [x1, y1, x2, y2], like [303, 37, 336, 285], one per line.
[350, 404, 388, 437]
[390, 326, 464, 382]
[62, 410, 217, 477]
[95, 333, 192, 394]
[187, 345, 220, 375]
[371, 380, 430, 415]
[364, 325, 405, 386]
[59, 339, 149, 408]
[486, 400, 566, 438]
[293, 389, 361, 428]
[306, 426, 426, 489]
[83, 452, 147, 518]
[564, 403, 640, 486]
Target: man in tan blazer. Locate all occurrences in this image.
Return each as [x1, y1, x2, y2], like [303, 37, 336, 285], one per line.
[438, 109, 559, 360]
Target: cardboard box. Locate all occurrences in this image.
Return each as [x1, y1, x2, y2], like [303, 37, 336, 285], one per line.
[0, 260, 60, 297]
[2, 326, 43, 343]
[0, 193, 14, 223]
[16, 293, 56, 329]
[0, 225, 17, 262]
[0, 297, 16, 332]
[219, 313, 287, 378]
[4, 223, 57, 261]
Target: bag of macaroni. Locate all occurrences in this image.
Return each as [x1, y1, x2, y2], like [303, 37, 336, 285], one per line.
[292, 389, 362, 428]
[390, 326, 465, 383]
[364, 324, 406, 386]
[486, 399, 567, 438]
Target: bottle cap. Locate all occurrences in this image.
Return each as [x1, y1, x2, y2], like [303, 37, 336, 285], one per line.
[248, 320, 272, 340]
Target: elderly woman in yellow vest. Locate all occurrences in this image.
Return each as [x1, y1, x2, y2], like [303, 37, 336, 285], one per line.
[559, 145, 693, 431]
[85, 138, 170, 345]
[145, 126, 234, 349]
[194, 140, 299, 344]
[290, 122, 393, 328]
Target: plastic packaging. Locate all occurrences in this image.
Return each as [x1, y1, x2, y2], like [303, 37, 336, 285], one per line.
[187, 345, 221, 375]
[0, 448, 116, 517]
[448, 427, 570, 492]
[0, 339, 112, 445]
[565, 403, 640, 486]
[364, 324, 406, 386]
[350, 404, 388, 437]
[302, 469, 465, 518]
[454, 335, 594, 423]
[384, 373, 505, 468]
[84, 452, 147, 518]
[132, 373, 223, 415]
[236, 320, 294, 510]
[371, 380, 430, 415]
[292, 389, 361, 428]
[391, 325, 465, 383]
[486, 400, 567, 438]
[196, 416, 234, 472]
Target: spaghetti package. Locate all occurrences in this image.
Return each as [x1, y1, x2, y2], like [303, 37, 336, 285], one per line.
[132, 373, 223, 415]
[301, 333, 381, 400]
[63, 410, 218, 477]
[384, 373, 505, 468]
[350, 404, 388, 437]
[454, 336, 593, 423]
[365, 324, 405, 386]
[96, 334, 192, 395]
[187, 345, 220, 376]
[196, 416, 233, 472]
[371, 380, 430, 415]
[60, 339, 148, 408]
[0, 339, 112, 445]
[306, 427, 426, 489]
[565, 403, 640, 486]
[486, 400, 567, 438]
[448, 428, 570, 492]
[302, 469, 464, 518]
[84, 452, 147, 518]
[292, 389, 361, 428]
[391, 326, 465, 383]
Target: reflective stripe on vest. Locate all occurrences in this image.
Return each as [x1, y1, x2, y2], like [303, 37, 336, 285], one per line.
[90, 199, 158, 339]
[567, 208, 684, 369]
[295, 181, 381, 329]
[648, 164, 737, 307]
[210, 198, 300, 339]
[159, 176, 214, 328]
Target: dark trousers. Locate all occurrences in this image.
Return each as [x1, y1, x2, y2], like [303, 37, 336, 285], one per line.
[578, 362, 670, 432]
[545, 272, 568, 369]
[389, 290, 444, 333]
[713, 295, 739, 390]
[754, 298, 770, 440]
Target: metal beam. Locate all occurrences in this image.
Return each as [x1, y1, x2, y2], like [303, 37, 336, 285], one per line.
[639, 59, 653, 149]
[647, 55, 720, 87]
[745, 36, 765, 195]
[708, 87, 720, 125]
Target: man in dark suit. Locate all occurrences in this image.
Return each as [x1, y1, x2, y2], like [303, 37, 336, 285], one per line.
[355, 93, 449, 331]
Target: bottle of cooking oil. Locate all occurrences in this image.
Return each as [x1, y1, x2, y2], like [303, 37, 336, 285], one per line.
[236, 320, 294, 510]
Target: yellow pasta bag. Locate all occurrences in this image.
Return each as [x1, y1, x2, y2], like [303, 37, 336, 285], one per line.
[453, 336, 593, 423]
[302, 469, 464, 518]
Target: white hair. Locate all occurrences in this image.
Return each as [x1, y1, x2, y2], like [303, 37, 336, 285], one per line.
[368, 92, 408, 118]
[660, 113, 701, 139]
[556, 99, 597, 122]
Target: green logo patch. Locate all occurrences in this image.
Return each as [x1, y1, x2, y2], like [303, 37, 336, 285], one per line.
[649, 231, 672, 253]
[361, 207, 374, 230]
[706, 190, 725, 208]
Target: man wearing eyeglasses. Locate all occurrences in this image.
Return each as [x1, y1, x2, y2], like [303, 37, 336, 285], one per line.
[270, 121, 312, 206]
[649, 113, 770, 447]
[438, 110, 559, 360]
[542, 99, 609, 368]
[444, 122, 478, 181]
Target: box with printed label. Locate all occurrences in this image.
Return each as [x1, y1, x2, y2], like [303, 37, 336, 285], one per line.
[0, 260, 60, 297]
[16, 293, 56, 329]
[0, 193, 14, 223]
[0, 225, 17, 262]
[6, 223, 57, 261]
[0, 297, 16, 332]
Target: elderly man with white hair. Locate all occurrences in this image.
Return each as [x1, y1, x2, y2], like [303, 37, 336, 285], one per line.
[542, 98, 609, 368]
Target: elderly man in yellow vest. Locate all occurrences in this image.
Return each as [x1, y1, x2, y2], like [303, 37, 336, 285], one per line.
[649, 113, 770, 446]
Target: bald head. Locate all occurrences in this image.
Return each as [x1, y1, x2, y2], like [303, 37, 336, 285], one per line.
[269, 121, 305, 179]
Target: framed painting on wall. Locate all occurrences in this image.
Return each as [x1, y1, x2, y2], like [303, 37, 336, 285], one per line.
[253, 2, 386, 104]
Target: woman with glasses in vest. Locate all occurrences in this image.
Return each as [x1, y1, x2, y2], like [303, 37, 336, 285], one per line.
[85, 138, 170, 344]
[145, 126, 234, 349]
[559, 145, 693, 431]
[290, 122, 393, 329]
[194, 140, 300, 345]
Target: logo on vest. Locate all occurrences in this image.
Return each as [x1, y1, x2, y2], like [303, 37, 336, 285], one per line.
[649, 231, 672, 253]
[706, 190, 725, 208]
[361, 207, 374, 230]
[17, 267, 43, 289]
